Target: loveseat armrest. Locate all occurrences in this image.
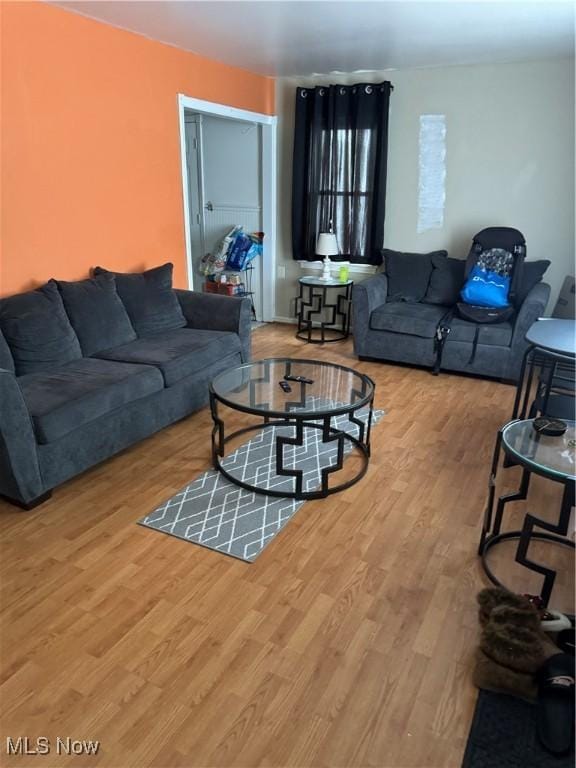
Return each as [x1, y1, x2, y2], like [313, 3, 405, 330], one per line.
[506, 282, 551, 380]
[351, 273, 388, 357]
[174, 290, 252, 362]
[0, 369, 44, 505]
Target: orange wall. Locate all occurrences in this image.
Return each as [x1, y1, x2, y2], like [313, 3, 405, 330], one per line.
[0, 1, 275, 296]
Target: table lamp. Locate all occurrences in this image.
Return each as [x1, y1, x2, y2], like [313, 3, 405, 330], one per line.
[316, 233, 339, 282]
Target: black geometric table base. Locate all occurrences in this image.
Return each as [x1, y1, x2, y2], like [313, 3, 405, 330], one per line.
[512, 343, 575, 421]
[295, 281, 352, 344]
[479, 427, 575, 607]
[210, 412, 373, 501]
[209, 360, 374, 501]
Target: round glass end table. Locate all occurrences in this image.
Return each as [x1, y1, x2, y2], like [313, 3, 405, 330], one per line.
[479, 419, 575, 606]
[209, 358, 374, 500]
[512, 319, 575, 421]
[295, 277, 353, 343]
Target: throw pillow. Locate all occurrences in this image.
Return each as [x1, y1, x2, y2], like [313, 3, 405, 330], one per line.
[515, 260, 551, 307]
[56, 273, 136, 356]
[383, 249, 448, 302]
[0, 281, 82, 375]
[93, 263, 186, 337]
[423, 255, 466, 306]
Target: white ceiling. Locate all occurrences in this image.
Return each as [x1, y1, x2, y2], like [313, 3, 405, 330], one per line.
[53, 1, 575, 77]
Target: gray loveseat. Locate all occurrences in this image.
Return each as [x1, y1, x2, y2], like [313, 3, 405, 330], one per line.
[0, 267, 251, 509]
[353, 274, 550, 381]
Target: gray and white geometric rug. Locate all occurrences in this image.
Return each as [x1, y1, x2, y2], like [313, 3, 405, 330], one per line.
[139, 403, 383, 562]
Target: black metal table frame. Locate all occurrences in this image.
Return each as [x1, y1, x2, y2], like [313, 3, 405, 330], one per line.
[479, 420, 575, 606]
[512, 344, 575, 420]
[295, 281, 353, 344]
[209, 359, 374, 501]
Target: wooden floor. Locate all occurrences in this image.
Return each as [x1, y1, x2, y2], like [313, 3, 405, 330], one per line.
[0, 323, 573, 768]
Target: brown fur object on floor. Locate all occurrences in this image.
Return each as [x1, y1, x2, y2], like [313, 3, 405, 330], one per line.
[482, 609, 547, 673]
[474, 588, 560, 701]
[477, 586, 533, 626]
[474, 648, 538, 701]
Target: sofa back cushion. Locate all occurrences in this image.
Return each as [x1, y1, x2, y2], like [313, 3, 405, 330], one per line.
[383, 249, 447, 302]
[94, 263, 186, 338]
[515, 260, 551, 307]
[423, 255, 466, 306]
[0, 281, 82, 375]
[57, 273, 136, 356]
[0, 328, 15, 373]
[93, 263, 186, 337]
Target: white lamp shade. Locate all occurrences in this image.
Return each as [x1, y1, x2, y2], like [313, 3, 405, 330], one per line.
[316, 233, 338, 257]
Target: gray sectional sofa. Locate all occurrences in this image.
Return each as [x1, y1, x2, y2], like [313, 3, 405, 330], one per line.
[0, 265, 251, 509]
[353, 256, 550, 381]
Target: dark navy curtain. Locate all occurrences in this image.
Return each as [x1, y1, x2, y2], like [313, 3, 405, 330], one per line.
[291, 81, 392, 265]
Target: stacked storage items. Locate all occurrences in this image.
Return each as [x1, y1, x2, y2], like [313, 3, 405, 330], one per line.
[201, 227, 263, 298]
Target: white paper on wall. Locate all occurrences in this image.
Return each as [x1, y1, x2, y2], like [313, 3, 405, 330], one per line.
[417, 114, 446, 234]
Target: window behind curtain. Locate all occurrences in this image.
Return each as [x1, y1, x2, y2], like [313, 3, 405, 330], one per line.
[292, 82, 392, 266]
[317, 128, 373, 261]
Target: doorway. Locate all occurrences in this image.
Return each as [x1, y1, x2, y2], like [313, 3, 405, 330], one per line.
[178, 95, 277, 322]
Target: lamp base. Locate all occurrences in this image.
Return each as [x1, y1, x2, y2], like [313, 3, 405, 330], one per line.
[320, 257, 332, 282]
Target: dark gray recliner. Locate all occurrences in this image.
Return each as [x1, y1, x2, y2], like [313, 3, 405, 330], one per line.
[352, 273, 550, 380]
[0, 285, 251, 509]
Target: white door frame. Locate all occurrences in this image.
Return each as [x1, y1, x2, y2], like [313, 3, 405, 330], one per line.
[177, 94, 277, 322]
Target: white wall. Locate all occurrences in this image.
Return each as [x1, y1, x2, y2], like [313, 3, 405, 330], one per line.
[275, 57, 575, 320]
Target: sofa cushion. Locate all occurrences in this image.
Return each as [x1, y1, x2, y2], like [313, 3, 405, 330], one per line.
[0, 329, 15, 373]
[449, 318, 513, 347]
[515, 260, 551, 307]
[0, 281, 82, 375]
[370, 302, 448, 338]
[423, 255, 466, 306]
[383, 249, 447, 303]
[95, 328, 242, 387]
[18, 357, 164, 445]
[94, 263, 186, 337]
[57, 273, 136, 356]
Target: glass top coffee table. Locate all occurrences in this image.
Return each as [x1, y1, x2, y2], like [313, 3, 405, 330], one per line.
[209, 358, 375, 499]
[479, 419, 575, 606]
